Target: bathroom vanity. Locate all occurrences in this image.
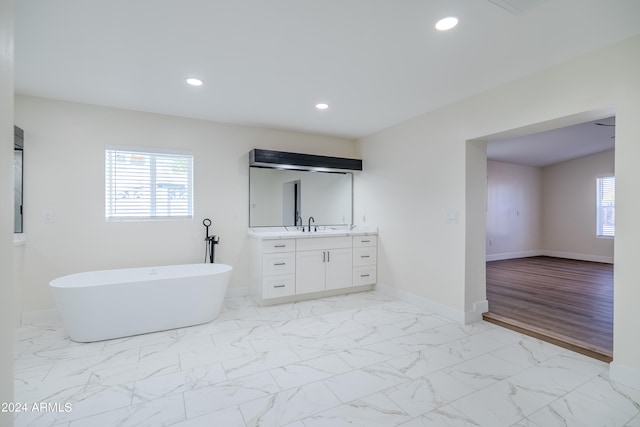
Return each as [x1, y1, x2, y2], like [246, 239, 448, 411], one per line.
[247, 148, 372, 305]
[248, 228, 378, 305]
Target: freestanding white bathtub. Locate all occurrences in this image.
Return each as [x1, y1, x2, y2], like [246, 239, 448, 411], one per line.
[50, 263, 232, 342]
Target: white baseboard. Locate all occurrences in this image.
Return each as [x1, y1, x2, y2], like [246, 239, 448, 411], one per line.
[465, 299, 489, 324]
[609, 362, 640, 391]
[225, 286, 249, 299]
[542, 250, 613, 264]
[486, 250, 613, 264]
[375, 283, 464, 323]
[486, 250, 542, 262]
[21, 309, 61, 325]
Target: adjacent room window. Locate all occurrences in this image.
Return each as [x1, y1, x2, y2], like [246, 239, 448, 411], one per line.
[596, 175, 615, 237]
[105, 147, 193, 220]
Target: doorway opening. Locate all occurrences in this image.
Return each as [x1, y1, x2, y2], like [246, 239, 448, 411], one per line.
[470, 110, 616, 362]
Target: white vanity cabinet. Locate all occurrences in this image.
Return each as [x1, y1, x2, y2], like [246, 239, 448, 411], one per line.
[353, 235, 377, 286]
[295, 237, 352, 294]
[254, 239, 296, 299]
[249, 229, 377, 305]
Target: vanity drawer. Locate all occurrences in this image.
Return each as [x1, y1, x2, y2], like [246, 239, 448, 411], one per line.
[263, 274, 295, 299]
[296, 236, 351, 251]
[353, 246, 377, 266]
[353, 266, 376, 286]
[262, 239, 296, 254]
[263, 253, 295, 275]
[353, 235, 377, 248]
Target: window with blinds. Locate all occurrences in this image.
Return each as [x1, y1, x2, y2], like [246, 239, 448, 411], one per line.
[105, 147, 193, 220]
[596, 175, 615, 237]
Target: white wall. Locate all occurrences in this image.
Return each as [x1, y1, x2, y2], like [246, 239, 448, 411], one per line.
[0, 0, 15, 423]
[15, 95, 356, 313]
[542, 149, 614, 262]
[486, 160, 541, 260]
[356, 34, 640, 388]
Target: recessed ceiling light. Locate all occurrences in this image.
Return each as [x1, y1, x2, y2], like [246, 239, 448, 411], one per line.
[315, 103, 329, 110]
[435, 16, 458, 31]
[186, 78, 203, 86]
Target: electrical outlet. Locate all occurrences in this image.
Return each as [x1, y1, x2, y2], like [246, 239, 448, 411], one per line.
[44, 209, 54, 223]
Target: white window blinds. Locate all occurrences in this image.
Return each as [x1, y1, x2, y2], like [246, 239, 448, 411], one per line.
[105, 147, 193, 220]
[596, 176, 615, 237]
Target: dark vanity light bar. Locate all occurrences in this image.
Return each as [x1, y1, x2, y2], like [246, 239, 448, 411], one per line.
[249, 149, 362, 172]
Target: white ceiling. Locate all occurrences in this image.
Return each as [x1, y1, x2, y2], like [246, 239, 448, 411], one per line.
[487, 116, 616, 167]
[14, 1, 640, 140]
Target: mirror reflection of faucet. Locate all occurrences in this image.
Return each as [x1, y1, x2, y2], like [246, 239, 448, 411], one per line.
[296, 215, 303, 231]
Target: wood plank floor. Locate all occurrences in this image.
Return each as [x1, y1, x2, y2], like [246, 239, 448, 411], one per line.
[484, 256, 613, 361]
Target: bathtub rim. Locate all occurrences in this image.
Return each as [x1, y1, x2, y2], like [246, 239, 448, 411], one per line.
[49, 262, 233, 289]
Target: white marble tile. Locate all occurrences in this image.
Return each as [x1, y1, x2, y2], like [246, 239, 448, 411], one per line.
[390, 330, 456, 351]
[508, 361, 595, 400]
[13, 291, 632, 427]
[445, 353, 523, 390]
[348, 324, 409, 346]
[392, 314, 454, 334]
[140, 335, 215, 362]
[526, 389, 635, 427]
[183, 371, 281, 418]
[385, 371, 475, 417]
[574, 373, 640, 420]
[437, 334, 505, 361]
[491, 336, 564, 368]
[170, 405, 246, 427]
[306, 319, 370, 339]
[450, 379, 553, 427]
[290, 334, 359, 360]
[323, 363, 408, 403]
[222, 347, 301, 379]
[45, 350, 139, 382]
[542, 351, 609, 377]
[132, 363, 227, 403]
[336, 340, 408, 369]
[626, 413, 640, 427]
[269, 353, 352, 390]
[386, 348, 465, 379]
[211, 324, 275, 351]
[303, 392, 412, 427]
[249, 329, 315, 353]
[398, 405, 483, 427]
[435, 321, 496, 340]
[15, 371, 91, 404]
[87, 353, 181, 387]
[15, 382, 135, 426]
[179, 343, 256, 370]
[239, 381, 341, 427]
[68, 393, 185, 427]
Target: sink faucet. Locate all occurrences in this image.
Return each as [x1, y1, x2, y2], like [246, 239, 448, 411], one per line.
[308, 216, 315, 232]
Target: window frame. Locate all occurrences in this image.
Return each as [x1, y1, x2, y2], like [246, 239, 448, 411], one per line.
[105, 146, 194, 221]
[596, 174, 615, 238]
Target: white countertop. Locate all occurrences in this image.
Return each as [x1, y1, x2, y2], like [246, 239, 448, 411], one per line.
[248, 226, 377, 239]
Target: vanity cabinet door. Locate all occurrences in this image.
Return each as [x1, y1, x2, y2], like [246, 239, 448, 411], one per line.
[325, 248, 353, 290]
[295, 250, 326, 295]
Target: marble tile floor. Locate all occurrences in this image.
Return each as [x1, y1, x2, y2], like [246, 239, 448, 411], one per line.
[13, 291, 640, 427]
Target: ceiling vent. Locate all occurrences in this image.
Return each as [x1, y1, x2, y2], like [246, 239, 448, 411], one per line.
[486, 0, 546, 16]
